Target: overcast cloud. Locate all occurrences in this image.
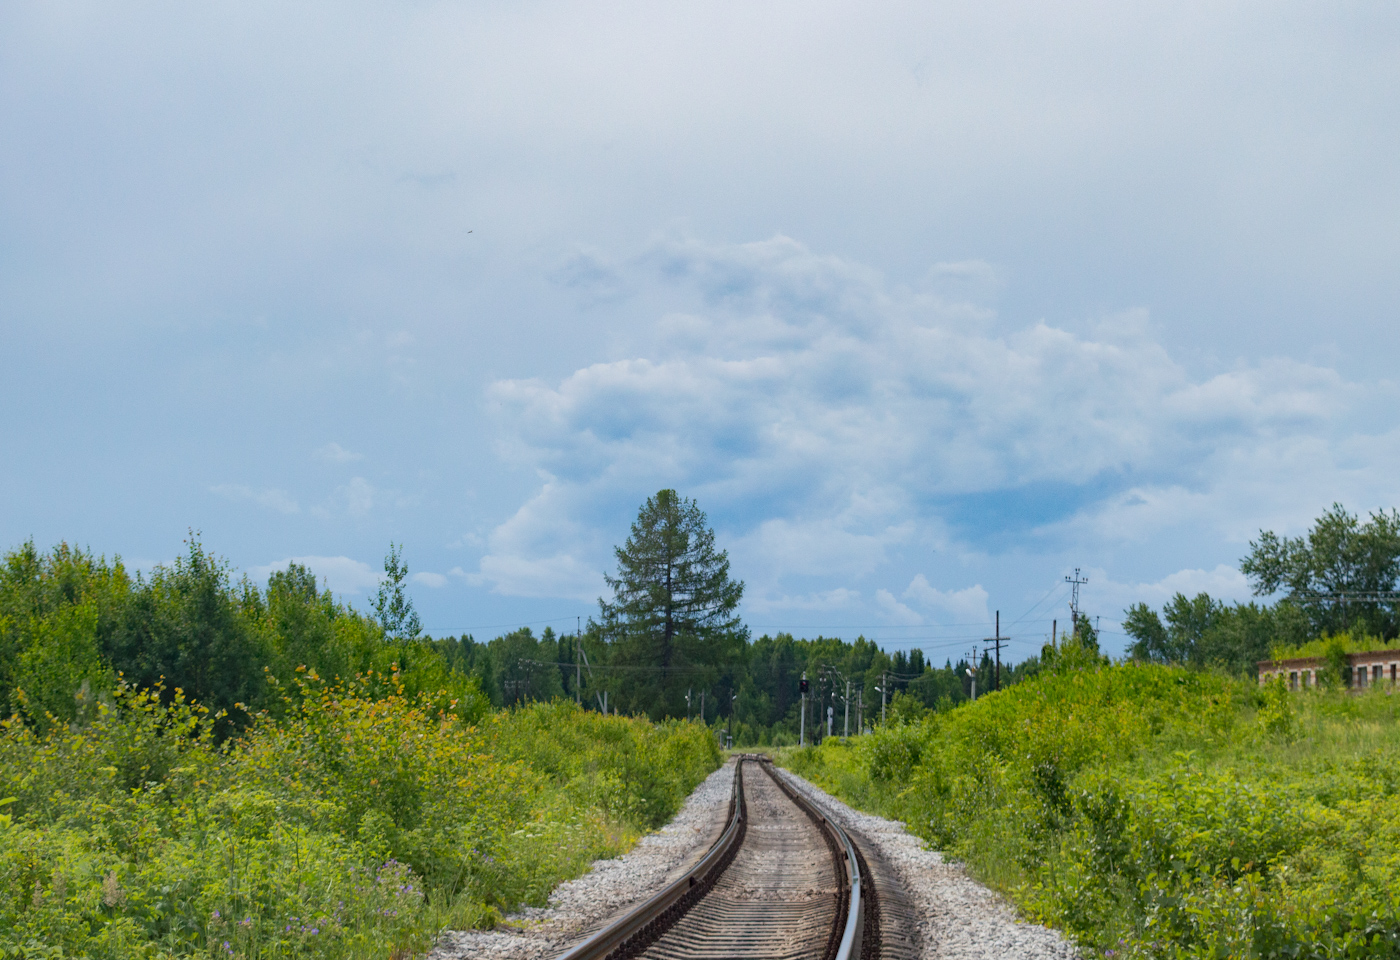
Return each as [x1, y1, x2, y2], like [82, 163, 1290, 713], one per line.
[4, 1, 1399, 658]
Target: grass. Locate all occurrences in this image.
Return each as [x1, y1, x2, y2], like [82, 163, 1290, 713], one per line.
[779, 663, 1400, 959]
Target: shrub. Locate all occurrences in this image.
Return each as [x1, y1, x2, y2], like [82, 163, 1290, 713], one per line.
[780, 663, 1400, 958]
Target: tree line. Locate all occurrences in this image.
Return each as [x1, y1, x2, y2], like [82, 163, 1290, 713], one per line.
[0, 535, 484, 738]
[6, 495, 1389, 746]
[1124, 503, 1400, 675]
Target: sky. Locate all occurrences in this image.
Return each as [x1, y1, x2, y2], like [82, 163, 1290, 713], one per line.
[4, 1, 1400, 661]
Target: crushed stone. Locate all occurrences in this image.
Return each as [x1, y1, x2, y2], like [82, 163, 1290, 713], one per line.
[430, 758, 1080, 960]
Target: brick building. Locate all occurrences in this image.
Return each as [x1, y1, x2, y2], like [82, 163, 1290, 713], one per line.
[1258, 649, 1400, 689]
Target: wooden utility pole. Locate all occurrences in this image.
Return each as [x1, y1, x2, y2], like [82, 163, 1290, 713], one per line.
[575, 617, 582, 705]
[984, 610, 1008, 691]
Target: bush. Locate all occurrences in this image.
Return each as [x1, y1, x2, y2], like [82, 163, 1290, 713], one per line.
[0, 682, 719, 959]
[780, 663, 1400, 958]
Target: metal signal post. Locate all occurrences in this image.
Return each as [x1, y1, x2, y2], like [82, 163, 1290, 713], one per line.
[799, 673, 808, 746]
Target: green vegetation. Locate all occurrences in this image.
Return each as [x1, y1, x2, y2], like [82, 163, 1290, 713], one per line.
[431, 490, 1007, 742]
[1272, 630, 1400, 661]
[0, 537, 719, 958]
[782, 661, 1400, 959]
[1126, 504, 1400, 674]
[595, 489, 748, 720]
[9, 496, 1400, 957]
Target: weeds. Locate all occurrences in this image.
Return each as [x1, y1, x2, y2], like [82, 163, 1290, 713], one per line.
[0, 680, 719, 958]
[781, 663, 1400, 958]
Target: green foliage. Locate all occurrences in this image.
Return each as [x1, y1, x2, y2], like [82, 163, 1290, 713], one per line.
[1124, 594, 1299, 676]
[372, 543, 421, 645]
[1242, 503, 1400, 638]
[0, 678, 719, 959]
[104, 536, 265, 728]
[0, 541, 126, 726]
[1272, 629, 1400, 661]
[780, 663, 1400, 959]
[594, 490, 747, 719]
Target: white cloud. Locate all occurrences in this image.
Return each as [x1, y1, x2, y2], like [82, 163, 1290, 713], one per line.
[412, 571, 448, 588]
[903, 576, 990, 624]
[313, 442, 363, 463]
[481, 234, 1377, 607]
[250, 556, 383, 596]
[747, 588, 861, 615]
[1095, 565, 1254, 615]
[313, 477, 377, 518]
[210, 483, 300, 515]
[466, 482, 609, 599]
[495, 236, 1356, 503]
[876, 588, 923, 625]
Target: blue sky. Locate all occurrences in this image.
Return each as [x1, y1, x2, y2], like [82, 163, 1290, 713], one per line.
[4, 1, 1400, 661]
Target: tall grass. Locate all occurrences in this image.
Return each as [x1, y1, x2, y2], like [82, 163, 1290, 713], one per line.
[0, 677, 720, 959]
[782, 663, 1400, 959]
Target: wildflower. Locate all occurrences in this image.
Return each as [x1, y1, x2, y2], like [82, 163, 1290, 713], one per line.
[223, 942, 232, 955]
[101, 871, 126, 909]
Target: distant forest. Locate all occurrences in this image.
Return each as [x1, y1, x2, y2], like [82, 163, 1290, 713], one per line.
[3, 503, 1396, 745]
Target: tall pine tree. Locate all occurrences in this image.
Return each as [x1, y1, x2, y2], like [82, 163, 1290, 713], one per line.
[595, 490, 746, 719]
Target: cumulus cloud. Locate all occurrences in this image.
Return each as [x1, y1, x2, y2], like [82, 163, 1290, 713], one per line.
[746, 588, 861, 615]
[412, 571, 448, 588]
[250, 556, 382, 596]
[313, 477, 377, 518]
[465, 482, 609, 599]
[494, 237, 1355, 504]
[313, 442, 363, 463]
[903, 576, 991, 624]
[478, 234, 1379, 611]
[210, 483, 300, 515]
[876, 588, 923, 625]
[1094, 565, 1255, 619]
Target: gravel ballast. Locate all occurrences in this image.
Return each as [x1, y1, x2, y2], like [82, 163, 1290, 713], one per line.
[431, 758, 1079, 960]
[773, 766, 1080, 960]
[430, 761, 737, 960]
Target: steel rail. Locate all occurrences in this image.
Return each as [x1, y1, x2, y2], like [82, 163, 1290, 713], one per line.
[552, 757, 750, 960]
[551, 754, 868, 960]
[758, 759, 864, 960]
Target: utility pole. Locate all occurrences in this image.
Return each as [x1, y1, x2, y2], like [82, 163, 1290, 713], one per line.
[799, 673, 808, 746]
[575, 617, 582, 706]
[1066, 568, 1088, 638]
[843, 679, 850, 738]
[880, 671, 887, 725]
[984, 610, 1007, 691]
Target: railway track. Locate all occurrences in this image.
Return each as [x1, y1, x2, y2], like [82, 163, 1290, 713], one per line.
[554, 756, 914, 960]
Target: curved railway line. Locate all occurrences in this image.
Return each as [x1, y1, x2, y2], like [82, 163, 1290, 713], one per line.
[554, 756, 917, 960]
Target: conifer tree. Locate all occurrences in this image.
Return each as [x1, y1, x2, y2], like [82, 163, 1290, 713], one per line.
[595, 490, 746, 719]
